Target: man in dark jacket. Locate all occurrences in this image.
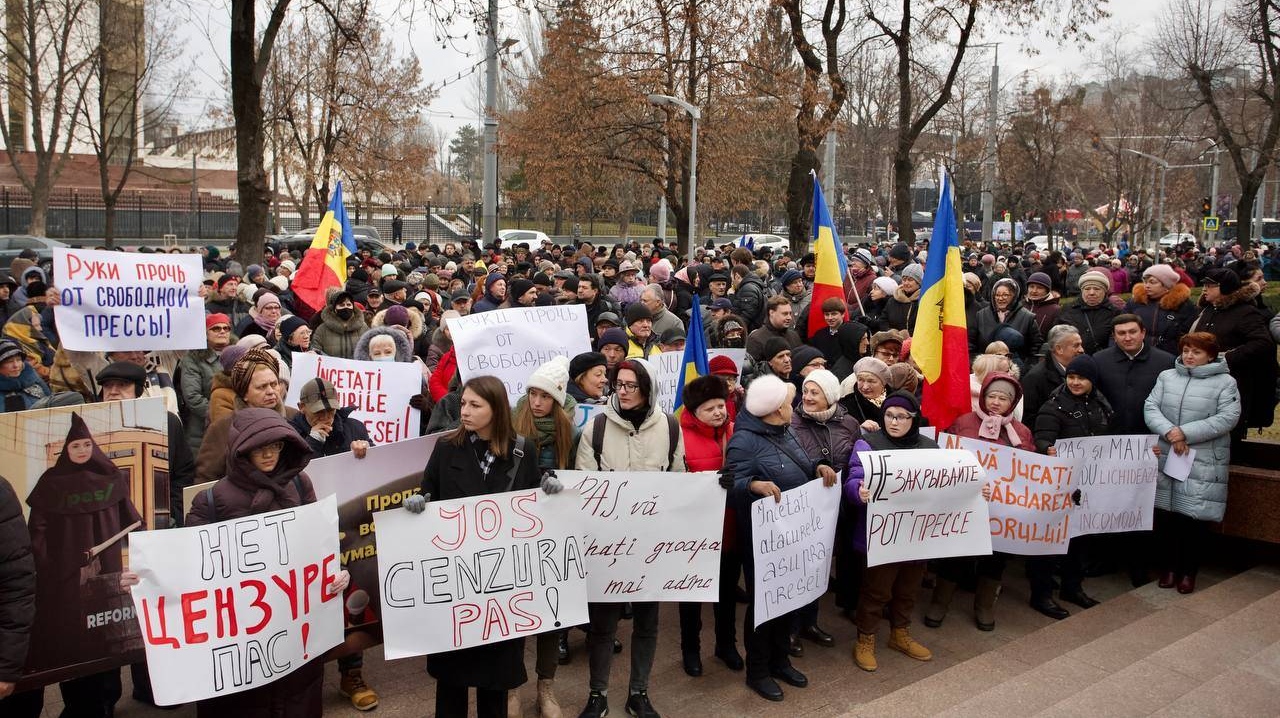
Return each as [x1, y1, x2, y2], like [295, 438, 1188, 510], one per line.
[577, 274, 620, 329]
[732, 264, 769, 330]
[1021, 325, 1084, 429]
[204, 273, 252, 328]
[0, 476, 36, 715]
[1094, 315, 1174, 435]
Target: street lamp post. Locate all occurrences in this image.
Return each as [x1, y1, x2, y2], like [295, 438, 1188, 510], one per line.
[648, 93, 700, 268]
[1122, 149, 1211, 249]
[482, 0, 517, 249]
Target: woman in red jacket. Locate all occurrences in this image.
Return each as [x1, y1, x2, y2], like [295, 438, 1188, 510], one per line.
[677, 375, 743, 677]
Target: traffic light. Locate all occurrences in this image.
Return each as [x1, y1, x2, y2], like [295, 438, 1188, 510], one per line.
[1201, 196, 1212, 217]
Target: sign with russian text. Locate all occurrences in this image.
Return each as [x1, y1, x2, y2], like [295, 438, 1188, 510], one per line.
[861, 448, 991, 567]
[284, 353, 421, 444]
[372, 489, 588, 659]
[450, 305, 592, 404]
[562, 469, 724, 602]
[936, 432, 1075, 555]
[751, 479, 840, 628]
[53, 247, 205, 351]
[1055, 434, 1159, 537]
[127, 496, 344, 706]
[648, 348, 747, 414]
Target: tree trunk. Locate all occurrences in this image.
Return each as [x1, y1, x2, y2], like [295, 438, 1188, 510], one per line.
[785, 146, 819, 253]
[670, 199, 688, 256]
[1236, 185, 1258, 246]
[28, 182, 48, 236]
[103, 196, 116, 248]
[553, 205, 563, 235]
[893, 149, 913, 246]
[230, 0, 272, 265]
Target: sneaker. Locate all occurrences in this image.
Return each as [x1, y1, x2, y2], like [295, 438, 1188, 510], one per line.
[339, 669, 379, 711]
[579, 691, 609, 718]
[624, 690, 660, 718]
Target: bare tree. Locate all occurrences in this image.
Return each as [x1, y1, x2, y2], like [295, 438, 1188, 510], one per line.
[0, 0, 96, 236]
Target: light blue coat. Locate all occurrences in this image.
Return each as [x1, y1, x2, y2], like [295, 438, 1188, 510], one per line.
[1143, 358, 1241, 522]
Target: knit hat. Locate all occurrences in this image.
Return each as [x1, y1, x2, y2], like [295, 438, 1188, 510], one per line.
[761, 337, 790, 362]
[383, 304, 410, 328]
[505, 278, 532, 302]
[569, 351, 607, 379]
[682, 374, 729, 413]
[205, 313, 231, 330]
[485, 272, 505, 291]
[230, 347, 279, 397]
[256, 292, 281, 311]
[381, 263, 399, 277]
[1143, 263, 1180, 289]
[218, 343, 249, 373]
[1065, 354, 1099, 384]
[872, 277, 899, 295]
[983, 376, 1019, 401]
[0, 339, 22, 365]
[598, 327, 629, 350]
[216, 273, 240, 289]
[279, 259, 296, 273]
[745, 374, 792, 417]
[802, 368, 840, 408]
[882, 390, 919, 414]
[901, 263, 924, 284]
[267, 275, 289, 292]
[279, 315, 309, 343]
[245, 264, 264, 280]
[852, 248, 875, 268]
[1027, 272, 1053, 289]
[527, 355, 570, 406]
[1078, 270, 1111, 292]
[779, 269, 804, 288]
[790, 344, 825, 373]
[962, 272, 982, 292]
[852, 356, 891, 385]
[649, 258, 673, 283]
[709, 354, 738, 377]
[1203, 267, 1242, 294]
[624, 302, 653, 325]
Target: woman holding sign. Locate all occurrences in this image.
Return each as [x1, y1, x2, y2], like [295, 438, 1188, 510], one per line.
[405, 375, 551, 718]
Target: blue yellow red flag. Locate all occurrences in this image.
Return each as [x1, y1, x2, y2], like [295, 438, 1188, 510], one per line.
[673, 300, 710, 415]
[910, 170, 970, 430]
[807, 172, 849, 338]
[291, 181, 357, 316]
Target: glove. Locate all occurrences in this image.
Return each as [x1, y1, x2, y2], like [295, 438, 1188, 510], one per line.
[540, 470, 563, 495]
[409, 394, 427, 411]
[404, 493, 430, 514]
[717, 467, 734, 490]
[309, 428, 329, 443]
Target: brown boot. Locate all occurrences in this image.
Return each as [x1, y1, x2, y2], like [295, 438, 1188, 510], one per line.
[339, 669, 379, 712]
[974, 577, 1001, 632]
[887, 627, 932, 662]
[923, 578, 957, 628]
[536, 678, 562, 718]
[853, 632, 878, 672]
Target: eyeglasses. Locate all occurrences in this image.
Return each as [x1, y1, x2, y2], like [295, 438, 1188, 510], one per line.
[884, 412, 916, 423]
[209, 325, 231, 332]
[253, 441, 285, 456]
[615, 381, 641, 393]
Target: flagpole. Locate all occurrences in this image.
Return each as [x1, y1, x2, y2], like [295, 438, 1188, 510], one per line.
[845, 266, 865, 315]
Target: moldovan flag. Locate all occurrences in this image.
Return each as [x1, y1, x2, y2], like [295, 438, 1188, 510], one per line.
[807, 173, 849, 338]
[291, 181, 357, 316]
[673, 296, 710, 416]
[910, 170, 969, 430]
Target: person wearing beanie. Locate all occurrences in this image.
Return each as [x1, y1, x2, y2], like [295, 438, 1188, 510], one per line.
[274, 314, 317, 370]
[195, 346, 297, 483]
[887, 242, 913, 273]
[505, 277, 538, 308]
[473, 272, 507, 313]
[1056, 270, 1120, 354]
[206, 272, 252, 328]
[752, 336, 792, 385]
[840, 356, 890, 430]
[786, 344, 827, 392]
[788, 367, 863, 646]
[175, 312, 235, 454]
[854, 275, 896, 333]
[237, 291, 283, 340]
[624, 301, 660, 359]
[724, 373, 836, 701]
[568, 351, 609, 404]
[675, 374, 740, 678]
[574, 358, 683, 718]
[846, 391, 937, 673]
[596, 327, 630, 369]
[1024, 272, 1062, 337]
[970, 277, 1043, 370]
[510, 357, 580, 715]
[882, 263, 922, 332]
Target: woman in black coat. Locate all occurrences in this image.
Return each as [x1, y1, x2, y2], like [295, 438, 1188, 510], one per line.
[968, 278, 1043, 368]
[409, 375, 543, 718]
[0, 476, 35, 713]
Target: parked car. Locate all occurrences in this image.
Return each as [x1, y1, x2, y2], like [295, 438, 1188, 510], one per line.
[276, 227, 389, 257]
[497, 229, 552, 246]
[1158, 232, 1197, 248]
[0, 235, 66, 279]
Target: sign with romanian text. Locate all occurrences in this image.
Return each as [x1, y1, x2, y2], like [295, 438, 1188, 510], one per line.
[1055, 434, 1159, 537]
[750, 479, 841, 628]
[284, 353, 421, 444]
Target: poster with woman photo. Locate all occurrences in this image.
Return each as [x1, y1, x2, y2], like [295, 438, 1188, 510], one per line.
[0, 397, 168, 689]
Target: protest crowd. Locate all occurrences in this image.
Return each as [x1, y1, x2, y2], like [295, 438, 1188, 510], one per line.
[0, 217, 1278, 718]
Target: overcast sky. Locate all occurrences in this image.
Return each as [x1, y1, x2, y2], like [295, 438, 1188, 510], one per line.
[172, 0, 1174, 143]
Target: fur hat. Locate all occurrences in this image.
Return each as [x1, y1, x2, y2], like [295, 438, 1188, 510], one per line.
[682, 374, 729, 413]
[1078, 270, 1111, 292]
[527, 356, 570, 406]
[1142, 263, 1180, 289]
[802, 368, 841, 407]
[745, 374, 792, 417]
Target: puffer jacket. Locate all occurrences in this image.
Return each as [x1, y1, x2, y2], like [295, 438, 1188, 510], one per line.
[1055, 300, 1118, 354]
[573, 366, 684, 472]
[311, 305, 369, 359]
[0, 477, 35, 683]
[1144, 358, 1241, 522]
[1125, 282, 1198, 355]
[195, 401, 300, 483]
[790, 404, 862, 472]
[726, 410, 820, 569]
[680, 409, 731, 472]
[1033, 382, 1114, 453]
[733, 272, 769, 329]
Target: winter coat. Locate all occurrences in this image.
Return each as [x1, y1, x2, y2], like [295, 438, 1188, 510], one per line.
[574, 394, 685, 472]
[165, 412, 197, 527]
[969, 299, 1043, 366]
[187, 408, 323, 718]
[1026, 293, 1062, 337]
[949, 373, 1035, 451]
[311, 306, 369, 359]
[625, 330, 662, 359]
[1144, 358, 1241, 522]
[1189, 283, 1279, 429]
[969, 374, 1023, 422]
[745, 324, 801, 362]
[420, 432, 541, 691]
[882, 288, 920, 332]
[1020, 354, 1065, 431]
[290, 406, 373, 458]
[609, 280, 644, 309]
[650, 307, 684, 340]
[790, 405, 863, 472]
[1064, 262, 1090, 296]
[1125, 282, 1198, 356]
[354, 326, 430, 387]
[680, 409, 731, 472]
[1033, 383, 1114, 453]
[177, 348, 221, 454]
[426, 389, 461, 433]
[196, 403, 300, 483]
[208, 372, 237, 426]
[0, 477, 35, 683]
[844, 429, 940, 553]
[424, 326, 451, 370]
[808, 321, 867, 380]
[205, 295, 252, 330]
[1093, 344, 1175, 435]
[0, 363, 52, 412]
[733, 273, 769, 330]
[1055, 301, 1118, 355]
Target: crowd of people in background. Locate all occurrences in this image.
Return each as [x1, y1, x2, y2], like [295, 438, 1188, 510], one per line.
[0, 231, 1278, 718]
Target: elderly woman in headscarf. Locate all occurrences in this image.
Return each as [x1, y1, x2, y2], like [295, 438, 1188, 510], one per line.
[4, 305, 55, 378]
[195, 347, 297, 482]
[355, 324, 432, 420]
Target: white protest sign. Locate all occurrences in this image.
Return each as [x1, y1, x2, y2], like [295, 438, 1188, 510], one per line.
[936, 432, 1075, 555]
[572, 402, 606, 430]
[284, 353, 421, 444]
[450, 305, 593, 404]
[562, 469, 724, 602]
[647, 348, 747, 414]
[751, 480, 840, 628]
[127, 496, 344, 706]
[1055, 434, 1159, 537]
[861, 448, 992, 567]
[53, 247, 205, 351]
[372, 490, 588, 659]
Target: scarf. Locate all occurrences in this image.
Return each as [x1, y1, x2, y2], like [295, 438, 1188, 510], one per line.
[254, 312, 278, 332]
[802, 404, 838, 423]
[974, 404, 1020, 445]
[868, 391, 886, 407]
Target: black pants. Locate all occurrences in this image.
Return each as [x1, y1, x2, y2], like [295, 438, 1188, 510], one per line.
[678, 543, 740, 653]
[834, 506, 863, 609]
[0, 687, 43, 718]
[434, 681, 507, 718]
[1027, 539, 1085, 601]
[935, 554, 1007, 584]
[743, 610, 793, 682]
[1156, 509, 1208, 577]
